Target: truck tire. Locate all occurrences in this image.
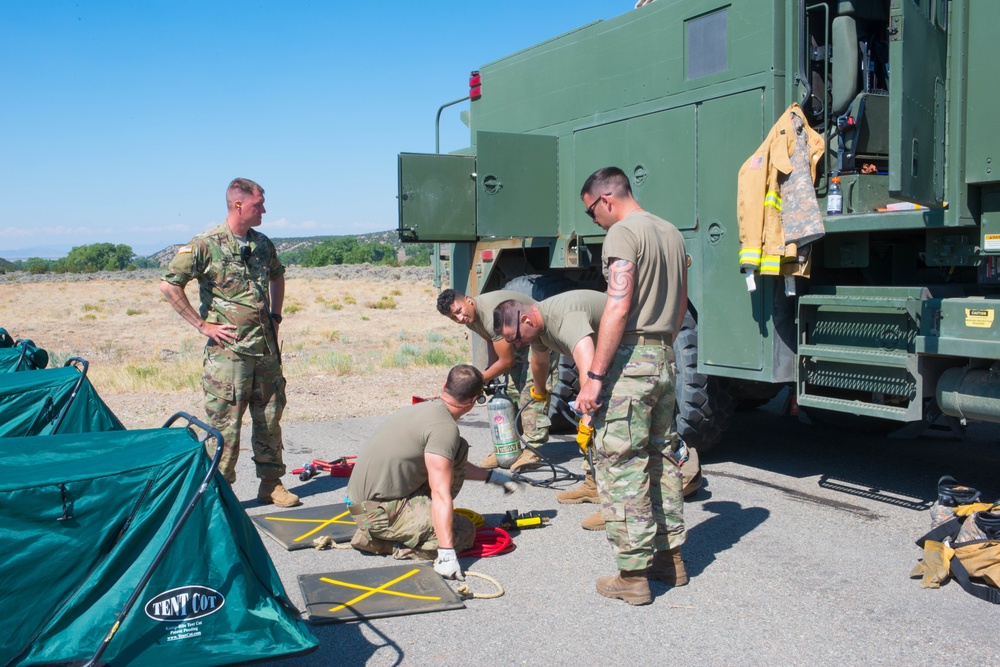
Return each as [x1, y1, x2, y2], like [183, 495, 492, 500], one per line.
[673, 312, 735, 455]
[502, 274, 577, 432]
[548, 353, 581, 433]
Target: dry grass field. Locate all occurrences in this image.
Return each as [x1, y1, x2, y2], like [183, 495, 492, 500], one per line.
[1, 267, 470, 428]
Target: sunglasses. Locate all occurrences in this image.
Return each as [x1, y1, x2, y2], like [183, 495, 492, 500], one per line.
[585, 192, 612, 219]
[506, 310, 523, 345]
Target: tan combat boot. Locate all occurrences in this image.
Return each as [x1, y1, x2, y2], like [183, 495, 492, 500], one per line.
[478, 452, 500, 469]
[556, 475, 599, 504]
[648, 546, 688, 586]
[511, 448, 542, 471]
[581, 510, 606, 531]
[596, 569, 651, 606]
[258, 479, 301, 508]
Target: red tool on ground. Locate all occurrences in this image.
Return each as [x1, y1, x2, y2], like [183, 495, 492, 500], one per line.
[293, 456, 357, 482]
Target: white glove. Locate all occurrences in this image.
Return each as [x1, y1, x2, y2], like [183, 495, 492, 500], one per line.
[485, 470, 519, 494]
[434, 548, 464, 580]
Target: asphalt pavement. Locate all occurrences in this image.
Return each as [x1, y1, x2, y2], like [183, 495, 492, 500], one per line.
[230, 396, 1000, 667]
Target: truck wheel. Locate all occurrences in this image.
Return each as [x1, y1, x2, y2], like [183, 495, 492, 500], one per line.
[548, 353, 581, 433]
[502, 275, 579, 433]
[673, 312, 735, 455]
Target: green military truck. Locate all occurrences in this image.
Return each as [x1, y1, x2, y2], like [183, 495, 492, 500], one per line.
[398, 0, 1000, 451]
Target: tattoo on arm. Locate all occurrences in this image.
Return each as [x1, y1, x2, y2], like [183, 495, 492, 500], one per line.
[607, 259, 635, 302]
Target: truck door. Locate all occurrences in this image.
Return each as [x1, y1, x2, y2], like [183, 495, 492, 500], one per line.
[888, 0, 948, 206]
[398, 153, 477, 242]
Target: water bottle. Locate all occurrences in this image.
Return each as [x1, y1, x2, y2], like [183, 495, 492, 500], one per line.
[827, 176, 843, 215]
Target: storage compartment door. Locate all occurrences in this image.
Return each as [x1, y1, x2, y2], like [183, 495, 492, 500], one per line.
[398, 153, 477, 242]
[476, 132, 559, 239]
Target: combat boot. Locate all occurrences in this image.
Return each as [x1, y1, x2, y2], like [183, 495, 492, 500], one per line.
[596, 569, 651, 606]
[511, 448, 541, 471]
[581, 510, 606, 531]
[556, 475, 599, 504]
[258, 480, 301, 508]
[648, 546, 688, 586]
[478, 452, 500, 469]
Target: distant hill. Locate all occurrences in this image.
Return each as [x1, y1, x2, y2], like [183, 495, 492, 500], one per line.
[150, 230, 410, 267]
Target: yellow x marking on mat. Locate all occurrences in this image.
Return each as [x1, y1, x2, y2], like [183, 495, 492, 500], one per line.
[265, 510, 355, 543]
[321, 568, 440, 612]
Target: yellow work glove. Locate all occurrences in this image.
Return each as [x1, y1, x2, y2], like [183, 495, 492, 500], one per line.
[909, 540, 954, 589]
[529, 385, 548, 402]
[576, 421, 595, 454]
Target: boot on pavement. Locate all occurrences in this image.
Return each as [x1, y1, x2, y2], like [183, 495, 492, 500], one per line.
[649, 546, 688, 586]
[581, 510, 606, 531]
[511, 448, 542, 471]
[258, 479, 301, 508]
[478, 452, 500, 469]
[556, 475, 599, 504]
[596, 569, 651, 606]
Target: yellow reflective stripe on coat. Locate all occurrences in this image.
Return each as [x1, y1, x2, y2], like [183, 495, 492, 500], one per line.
[764, 191, 782, 211]
[739, 248, 761, 268]
[760, 255, 782, 274]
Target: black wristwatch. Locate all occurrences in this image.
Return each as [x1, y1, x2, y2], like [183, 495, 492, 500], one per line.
[586, 371, 606, 383]
[269, 312, 283, 324]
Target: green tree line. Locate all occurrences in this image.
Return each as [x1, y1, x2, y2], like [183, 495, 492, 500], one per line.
[278, 237, 432, 267]
[0, 237, 434, 274]
[0, 243, 158, 274]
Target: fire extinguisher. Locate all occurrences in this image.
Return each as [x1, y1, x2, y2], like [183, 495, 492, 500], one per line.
[487, 385, 521, 468]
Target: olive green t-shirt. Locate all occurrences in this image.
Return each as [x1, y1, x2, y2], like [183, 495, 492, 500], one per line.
[468, 290, 537, 342]
[531, 290, 606, 357]
[347, 400, 467, 502]
[601, 210, 686, 336]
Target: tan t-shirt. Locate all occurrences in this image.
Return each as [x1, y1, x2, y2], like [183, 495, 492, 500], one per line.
[347, 400, 467, 502]
[468, 290, 537, 342]
[601, 210, 686, 336]
[531, 290, 606, 357]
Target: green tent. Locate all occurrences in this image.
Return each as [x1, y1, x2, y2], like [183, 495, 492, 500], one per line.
[0, 415, 318, 666]
[0, 360, 124, 436]
[0, 338, 49, 372]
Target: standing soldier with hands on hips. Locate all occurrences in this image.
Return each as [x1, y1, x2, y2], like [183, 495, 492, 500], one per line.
[159, 177, 299, 508]
[574, 166, 689, 605]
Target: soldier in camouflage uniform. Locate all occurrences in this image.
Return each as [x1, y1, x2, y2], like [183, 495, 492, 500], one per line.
[346, 365, 520, 581]
[160, 177, 299, 508]
[575, 167, 689, 606]
[436, 289, 550, 470]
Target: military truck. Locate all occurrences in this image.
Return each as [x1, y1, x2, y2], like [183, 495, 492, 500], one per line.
[397, 0, 1000, 451]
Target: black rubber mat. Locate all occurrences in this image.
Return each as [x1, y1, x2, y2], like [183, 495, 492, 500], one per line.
[251, 503, 357, 550]
[299, 562, 466, 623]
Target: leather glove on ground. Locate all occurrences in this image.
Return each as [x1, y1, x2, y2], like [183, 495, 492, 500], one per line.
[434, 548, 464, 581]
[576, 420, 594, 454]
[909, 540, 954, 589]
[485, 470, 519, 494]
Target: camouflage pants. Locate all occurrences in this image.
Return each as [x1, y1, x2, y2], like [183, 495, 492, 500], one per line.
[507, 346, 550, 445]
[592, 343, 685, 571]
[203, 344, 286, 483]
[350, 445, 475, 558]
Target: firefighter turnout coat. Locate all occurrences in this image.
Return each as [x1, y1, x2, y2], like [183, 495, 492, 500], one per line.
[737, 103, 825, 277]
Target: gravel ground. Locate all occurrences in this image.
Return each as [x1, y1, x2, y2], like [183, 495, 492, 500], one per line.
[223, 398, 1000, 667]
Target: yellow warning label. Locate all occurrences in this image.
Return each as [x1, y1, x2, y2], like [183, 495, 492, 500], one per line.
[965, 308, 994, 328]
[985, 235, 1000, 252]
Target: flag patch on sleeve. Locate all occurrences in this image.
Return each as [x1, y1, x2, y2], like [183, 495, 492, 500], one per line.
[177, 245, 193, 254]
[749, 156, 764, 170]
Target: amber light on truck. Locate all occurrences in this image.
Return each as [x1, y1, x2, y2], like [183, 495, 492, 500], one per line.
[470, 71, 482, 100]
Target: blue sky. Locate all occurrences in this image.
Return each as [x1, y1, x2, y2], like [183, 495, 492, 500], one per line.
[0, 1, 627, 259]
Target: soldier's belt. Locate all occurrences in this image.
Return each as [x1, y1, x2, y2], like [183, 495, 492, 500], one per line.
[620, 333, 670, 346]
